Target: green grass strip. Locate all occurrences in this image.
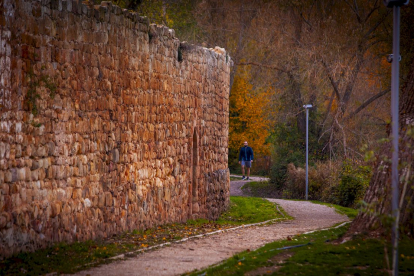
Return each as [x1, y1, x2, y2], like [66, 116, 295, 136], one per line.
[0, 196, 287, 275]
[217, 196, 289, 225]
[186, 225, 414, 276]
[240, 180, 358, 220]
[310, 200, 358, 219]
[284, 199, 358, 220]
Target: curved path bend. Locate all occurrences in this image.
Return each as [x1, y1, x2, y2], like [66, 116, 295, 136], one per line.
[230, 175, 270, 196]
[73, 179, 348, 276]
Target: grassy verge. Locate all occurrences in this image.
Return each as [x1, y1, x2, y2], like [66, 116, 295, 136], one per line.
[186, 224, 414, 276]
[278, 199, 358, 220]
[241, 180, 358, 220]
[0, 197, 287, 275]
[310, 200, 358, 219]
[217, 196, 291, 224]
[230, 176, 243, 181]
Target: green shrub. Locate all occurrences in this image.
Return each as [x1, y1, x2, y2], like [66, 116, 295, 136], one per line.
[280, 160, 370, 207]
[282, 162, 340, 201]
[337, 161, 371, 207]
[283, 163, 306, 199]
[269, 146, 304, 189]
[312, 161, 341, 203]
[268, 115, 328, 189]
[269, 162, 288, 189]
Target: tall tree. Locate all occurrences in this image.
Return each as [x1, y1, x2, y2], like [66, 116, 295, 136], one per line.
[347, 4, 414, 237]
[347, 59, 414, 237]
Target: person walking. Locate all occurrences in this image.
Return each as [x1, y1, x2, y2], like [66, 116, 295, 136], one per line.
[238, 141, 254, 180]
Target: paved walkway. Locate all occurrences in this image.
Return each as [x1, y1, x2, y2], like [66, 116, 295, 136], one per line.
[72, 179, 348, 276]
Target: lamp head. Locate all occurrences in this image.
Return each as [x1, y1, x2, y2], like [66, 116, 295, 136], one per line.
[303, 104, 313, 109]
[383, 0, 409, 7]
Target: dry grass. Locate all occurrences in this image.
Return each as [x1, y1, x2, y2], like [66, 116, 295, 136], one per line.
[284, 161, 342, 202]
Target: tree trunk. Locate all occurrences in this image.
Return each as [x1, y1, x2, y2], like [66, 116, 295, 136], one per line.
[287, 71, 306, 135]
[347, 59, 414, 237]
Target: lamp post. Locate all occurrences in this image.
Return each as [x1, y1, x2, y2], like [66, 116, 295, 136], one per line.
[303, 104, 312, 200]
[383, 1, 409, 275]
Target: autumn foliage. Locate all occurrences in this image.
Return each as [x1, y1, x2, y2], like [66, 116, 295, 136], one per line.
[229, 71, 271, 156]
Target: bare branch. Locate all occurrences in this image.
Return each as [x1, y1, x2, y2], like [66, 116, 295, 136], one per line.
[300, 12, 312, 29]
[237, 62, 288, 73]
[341, 46, 366, 114]
[363, 9, 391, 41]
[354, 0, 360, 21]
[335, 113, 347, 158]
[364, 38, 387, 51]
[345, 88, 390, 120]
[320, 89, 336, 129]
[321, 59, 341, 102]
[343, 0, 362, 23]
[364, 5, 380, 23]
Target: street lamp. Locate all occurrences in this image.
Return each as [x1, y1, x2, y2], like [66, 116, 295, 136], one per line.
[303, 104, 312, 200]
[383, 1, 409, 275]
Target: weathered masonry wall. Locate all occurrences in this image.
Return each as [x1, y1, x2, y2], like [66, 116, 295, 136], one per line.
[0, 0, 231, 257]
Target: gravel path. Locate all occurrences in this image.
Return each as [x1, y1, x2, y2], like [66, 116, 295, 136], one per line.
[73, 179, 348, 276]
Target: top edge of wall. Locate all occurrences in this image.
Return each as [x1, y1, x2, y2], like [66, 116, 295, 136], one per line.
[36, 0, 230, 60]
[179, 40, 228, 58]
[40, 0, 152, 32]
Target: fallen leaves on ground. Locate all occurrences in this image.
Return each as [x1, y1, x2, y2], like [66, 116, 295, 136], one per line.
[104, 221, 235, 252]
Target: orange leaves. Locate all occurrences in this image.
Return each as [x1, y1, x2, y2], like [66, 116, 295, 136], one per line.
[229, 72, 271, 155]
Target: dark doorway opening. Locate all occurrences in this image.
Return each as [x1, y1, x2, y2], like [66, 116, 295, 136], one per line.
[191, 130, 199, 215]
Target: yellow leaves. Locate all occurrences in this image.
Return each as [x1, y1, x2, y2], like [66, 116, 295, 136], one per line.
[229, 72, 271, 155]
[165, 13, 174, 27]
[330, 98, 338, 112]
[400, 254, 414, 260]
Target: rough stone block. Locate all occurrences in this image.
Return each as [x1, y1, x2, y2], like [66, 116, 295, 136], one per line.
[51, 202, 61, 217]
[0, 0, 231, 258]
[72, 188, 82, 199]
[17, 168, 25, 181]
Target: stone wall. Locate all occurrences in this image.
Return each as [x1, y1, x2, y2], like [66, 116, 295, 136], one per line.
[0, 0, 231, 257]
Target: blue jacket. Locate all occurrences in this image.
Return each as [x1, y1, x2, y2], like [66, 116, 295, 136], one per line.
[239, 146, 254, 161]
